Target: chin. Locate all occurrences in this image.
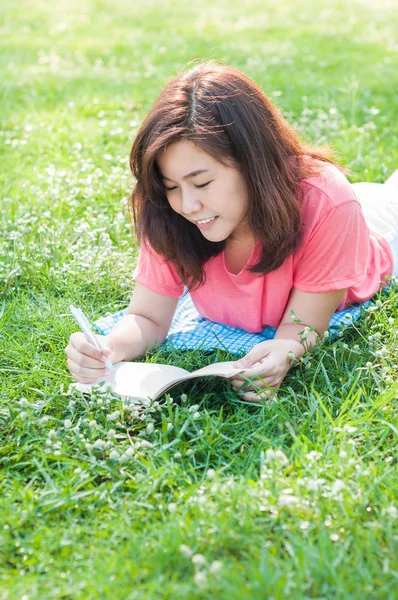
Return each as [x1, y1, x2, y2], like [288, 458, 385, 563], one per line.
[201, 231, 229, 243]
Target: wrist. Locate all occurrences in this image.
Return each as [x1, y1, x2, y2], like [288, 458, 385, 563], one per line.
[274, 322, 319, 356]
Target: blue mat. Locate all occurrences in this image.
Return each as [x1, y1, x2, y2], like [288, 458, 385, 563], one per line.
[92, 289, 375, 355]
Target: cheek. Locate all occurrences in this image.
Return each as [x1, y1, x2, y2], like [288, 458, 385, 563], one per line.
[167, 195, 180, 213]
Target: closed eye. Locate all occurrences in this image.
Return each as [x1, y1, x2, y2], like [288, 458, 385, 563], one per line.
[164, 181, 212, 191]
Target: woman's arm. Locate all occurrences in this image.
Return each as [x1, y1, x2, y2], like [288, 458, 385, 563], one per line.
[230, 287, 347, 401]
[104, 283, 179, 363]
[274, 286, 347, 354]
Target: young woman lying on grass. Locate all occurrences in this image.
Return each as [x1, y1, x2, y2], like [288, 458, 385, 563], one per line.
[65, 60, 398, 402]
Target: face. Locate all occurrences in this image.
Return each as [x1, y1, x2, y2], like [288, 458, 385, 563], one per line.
[157, 140, 252, 243]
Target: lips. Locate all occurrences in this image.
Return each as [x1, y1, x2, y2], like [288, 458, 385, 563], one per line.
[194, 216, 218, 224]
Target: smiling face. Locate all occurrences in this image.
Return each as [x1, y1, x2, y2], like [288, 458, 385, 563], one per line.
[157, 140, 252, 244]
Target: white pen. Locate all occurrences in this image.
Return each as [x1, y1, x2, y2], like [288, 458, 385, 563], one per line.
[69, 305, 115, 374]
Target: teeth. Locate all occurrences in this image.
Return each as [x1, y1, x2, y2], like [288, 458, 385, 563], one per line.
[197, 217, 216, 224]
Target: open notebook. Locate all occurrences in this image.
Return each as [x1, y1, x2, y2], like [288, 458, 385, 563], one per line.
[70, 360, 246, 402]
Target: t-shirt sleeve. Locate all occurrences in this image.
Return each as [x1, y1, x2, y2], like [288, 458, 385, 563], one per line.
[293, 200, 370, 293]
[132, 242, 184, 297]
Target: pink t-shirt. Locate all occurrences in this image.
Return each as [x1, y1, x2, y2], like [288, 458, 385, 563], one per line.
[132, 163, 393, 333]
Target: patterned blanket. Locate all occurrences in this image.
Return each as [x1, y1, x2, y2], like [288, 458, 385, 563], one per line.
[93, 290, 375, 355]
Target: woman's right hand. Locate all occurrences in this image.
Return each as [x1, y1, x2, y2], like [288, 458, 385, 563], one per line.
[65, 332, 115, 383]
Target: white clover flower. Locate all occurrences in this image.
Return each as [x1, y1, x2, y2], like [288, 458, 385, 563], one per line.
[265, 448, 276, 462]
[189, 404, 200, 413]
[323, 330, 330, 338]
[180, 393, 188, 402]
[173, 452, 182, 459]
[209, 560, 222, 574]
[194, 571, 208, 588]
[146, 423, 154, 435]
[186, 449, 194, 456]
[265, 448, 289, 465]
[48, 429, 57, 439]
[330, 533, 339, 542]
[388, 317, 394, 325]
[109, 450, 119, 460]
[180, 544, 193, 558]
[125, 447, 135, 457]
[206, 469, 216, 479]
[330, 479, 345, 495]
[375, 347, 388, 357]
[39, 416, 49, 425]
[168, 503, 177, 513]
[19, 398, 29, 407]
[107, 429, 116, 438]
[343, 425, 357, 433]
[140, 440, 153, 448]
[166, 422, 173, 431]
[107, 411, 120, 421]
[382, 506, 397, 518]
[63, 419, 72, 429]
[278, 494, 299, 506]
[193, 412, 201, 420]
[94, 439, 105, 449]
[191, 553, 207, 566]
[306, 451, 322, 462]
[306, 478, 323, 491]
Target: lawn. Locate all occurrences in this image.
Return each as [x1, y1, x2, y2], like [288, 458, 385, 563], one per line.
[0, 0, 397, 598]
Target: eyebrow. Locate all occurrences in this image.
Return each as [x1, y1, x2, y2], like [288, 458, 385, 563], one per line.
[160, 169, 210, 181]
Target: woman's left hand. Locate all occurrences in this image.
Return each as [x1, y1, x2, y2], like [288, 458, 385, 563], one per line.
[229, 339, 304, 403]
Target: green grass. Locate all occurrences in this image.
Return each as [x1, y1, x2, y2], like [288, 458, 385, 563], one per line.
[1, 0, 398, 597]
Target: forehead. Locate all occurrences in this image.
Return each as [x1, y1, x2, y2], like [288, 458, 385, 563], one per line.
[158, 140, 212, 166]
[156, 139, 238, 179]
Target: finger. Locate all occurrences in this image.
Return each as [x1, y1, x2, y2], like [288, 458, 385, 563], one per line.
[238, 389, 278, 403]
[67, 357, 108, 382]
[231, 377, 274, 390]
[237, 391, 271, 403]
[233, 370, 277, 389]
[233, 342, 272, 369]
[67, 345, 107, 370]
[233, 381, 280, 396]
[234, 359, 276, 381]
[70, 332, 104, 361]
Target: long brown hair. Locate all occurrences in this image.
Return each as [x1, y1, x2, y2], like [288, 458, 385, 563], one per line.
[129, 59, 349, 291]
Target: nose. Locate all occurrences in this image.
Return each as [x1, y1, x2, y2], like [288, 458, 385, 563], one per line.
[181, 190, 202, 216]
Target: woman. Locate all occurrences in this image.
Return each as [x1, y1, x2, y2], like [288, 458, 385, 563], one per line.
[65, 60, 397, 402]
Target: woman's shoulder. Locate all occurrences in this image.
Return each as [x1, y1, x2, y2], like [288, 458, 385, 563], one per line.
[299, 160, 357, 212]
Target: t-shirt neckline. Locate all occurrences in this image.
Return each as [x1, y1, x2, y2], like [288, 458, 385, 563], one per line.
[222, 240, 261, 278]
